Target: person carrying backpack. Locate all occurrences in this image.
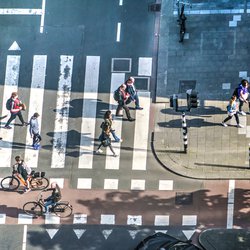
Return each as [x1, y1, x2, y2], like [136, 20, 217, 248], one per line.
[114, 84, 135, 122]
[12, 156, 32, 192]
[4, 92, 28, 129]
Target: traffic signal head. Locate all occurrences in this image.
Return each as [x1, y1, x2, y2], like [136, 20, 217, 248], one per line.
[187, 90, 198, 110]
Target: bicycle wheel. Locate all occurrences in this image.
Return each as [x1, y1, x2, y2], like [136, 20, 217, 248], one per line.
[1, 176, 20, 191]
[30, 177, 49, 190]
[53, 203, 72, 218]
[23, 202, 43, 217]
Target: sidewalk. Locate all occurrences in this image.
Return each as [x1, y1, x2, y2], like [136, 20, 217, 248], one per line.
[153, 0, 250, 179]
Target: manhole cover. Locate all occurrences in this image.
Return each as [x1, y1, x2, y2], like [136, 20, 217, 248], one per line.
[175, 192, 193, 205]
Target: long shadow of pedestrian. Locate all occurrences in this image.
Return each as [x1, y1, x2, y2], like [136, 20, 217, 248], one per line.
[158, 118, 222, 128]
[161, 106, 225, 116]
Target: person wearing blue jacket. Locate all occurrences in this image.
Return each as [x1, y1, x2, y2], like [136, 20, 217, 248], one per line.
[222, 95, 244, 128]
[125, 77, 143, 110]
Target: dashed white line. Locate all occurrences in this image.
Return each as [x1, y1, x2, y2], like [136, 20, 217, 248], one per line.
[119, 0, 123, 6]
[22, 225, 27, 250]
[116, 22, 121, 42]
[40, 0, 46, 33]
[227, 179, 235, 229]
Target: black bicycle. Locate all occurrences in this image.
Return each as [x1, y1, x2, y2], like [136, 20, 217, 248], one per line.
[176, 0, 191, 43]
[1, 171, 49, 191]
[23, 190, 73, 218]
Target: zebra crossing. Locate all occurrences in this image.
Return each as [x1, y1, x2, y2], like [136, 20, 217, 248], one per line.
[0, 53, 166, 190]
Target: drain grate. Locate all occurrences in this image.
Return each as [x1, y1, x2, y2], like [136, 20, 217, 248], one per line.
[175, 192, 193, 205]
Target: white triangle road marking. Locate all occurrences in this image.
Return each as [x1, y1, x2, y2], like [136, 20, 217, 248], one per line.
[128, 230, 140, 239]
[73, 229, 86, 239]
[8, 41, 21, 51]
[182, 230, 195, 240]
[102, 229, 113, 239]
[46, 229, 59, 239]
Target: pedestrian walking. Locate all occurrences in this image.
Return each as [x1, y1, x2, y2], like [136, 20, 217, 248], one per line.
[125, 77, 143, 110]
[29, 112, 42, 149]
[222, 95, 244, 128]
[102, 110, 123, 143]
[95, 127, 117, 157]
[113, 84, 135, 121]
[237, 79, 249, 116]
[4, 92, 28, 129]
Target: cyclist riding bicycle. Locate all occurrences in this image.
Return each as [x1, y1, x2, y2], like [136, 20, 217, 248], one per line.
[44, 182, 62, 213]
[12, 156, 32, 193]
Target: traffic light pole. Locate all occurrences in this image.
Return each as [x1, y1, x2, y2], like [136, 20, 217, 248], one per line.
[182, 112, 188, 153]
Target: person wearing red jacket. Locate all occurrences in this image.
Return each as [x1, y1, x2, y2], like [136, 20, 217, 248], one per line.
[4, 92, 28, 129]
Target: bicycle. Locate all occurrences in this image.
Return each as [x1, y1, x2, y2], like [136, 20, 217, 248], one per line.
[23, 190, 73, 218]
[176, 0, 191, 43]
[1, 171, 49, 191]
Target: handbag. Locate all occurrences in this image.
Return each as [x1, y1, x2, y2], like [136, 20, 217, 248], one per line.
[102, 138, 111, 147]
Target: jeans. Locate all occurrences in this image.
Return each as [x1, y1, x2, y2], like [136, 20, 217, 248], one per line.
[5, 111, 25, 127]
[110, 129, 120, 142]
[126, 94, 140, 108]
[32, 133, 42, 147]
[44, 197, 55, 212]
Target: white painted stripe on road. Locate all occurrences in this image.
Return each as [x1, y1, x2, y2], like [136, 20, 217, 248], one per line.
[0, 9, 43, 15]
[18, 214, 33, 224]
[101, 214, 115, 224]
[51, 55, 73, 168]
[40, 0, 46, 33]
[0, 55, 20, 168]
[119, 0, 123, 6]
[78, 56, 100, 169]
[173, 9, 244, 15]
[227, 179, 235, 229]
[105, 73, 125, 170]
[25, 55, 47, 168]
[132, 92, 150, 170]
[116, 22, 121, 42]
[22, 225, 27, 250]
[138, 57, 152, 76]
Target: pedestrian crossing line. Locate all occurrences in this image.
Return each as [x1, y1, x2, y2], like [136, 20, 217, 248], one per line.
[51, 55, 73, 168]
[8, 213, 199, 227]
[78, 56, 100, 169]
[0, 55, 20, 168]
[105, 73, 125, 170]
[132, 92, 151, 170]
[24, 55, 47, 168]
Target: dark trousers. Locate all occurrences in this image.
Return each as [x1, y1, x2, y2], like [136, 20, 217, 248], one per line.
[5, 111, 25, 127]
[239, 99, 250, 112]
[32, 133, 42, 146]
[97, 142, 116, 155]
[223, 113, 239, 124]
[116, 103, 131, 119]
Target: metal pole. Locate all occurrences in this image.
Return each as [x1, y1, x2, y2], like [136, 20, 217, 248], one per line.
[182, 112, 188, 153]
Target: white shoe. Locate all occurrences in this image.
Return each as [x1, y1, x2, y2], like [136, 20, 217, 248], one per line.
[119, 139, 123, 143]
[221, 122, 228, 127]
[239, 111, 246, 116]
[237, 124, 244, 128]
[95, 149, 103, 154]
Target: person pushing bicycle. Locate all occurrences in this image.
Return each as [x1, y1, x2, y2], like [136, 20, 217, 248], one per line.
[12, 156, 32, 193]
[44, 182, 62, 213]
